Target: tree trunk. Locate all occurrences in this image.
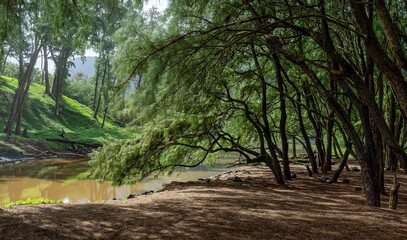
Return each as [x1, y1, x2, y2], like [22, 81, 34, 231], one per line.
[93, 53, 102, 111]
[4, 45, 41, 135]
[323, 113, 334, 172]
[387, 93, 398, 171]
[15, 107, 23, 135]
[43, 44, 50, 95]
[331, 144, 351, 183]
[0, 49, 10, 74]
[375, 0, 407, 71]
[273, 44, 382, 206]
[54, 68, 61, 115]
[53, 49, 70, 116]
[273, 53, 291, 181]
[297, 93, 318, 173]
[304, 87, 325, 168]
[350, 2, 407, 123]
[389, 175, 401, 210]
[101, 107, 108, 128]
[250, 43, 284, 184]
[94, 55, 108, 120]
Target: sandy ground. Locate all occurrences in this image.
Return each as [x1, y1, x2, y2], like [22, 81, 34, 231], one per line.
[0, 164, 406, 240]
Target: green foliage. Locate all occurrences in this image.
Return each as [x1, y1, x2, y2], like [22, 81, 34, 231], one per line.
[2, 198, 63, 208]
[92, 3, 297, 184]
[1, 62, 20, 79]
[64, 73, 94, 108]
[90, 113, 220, 185]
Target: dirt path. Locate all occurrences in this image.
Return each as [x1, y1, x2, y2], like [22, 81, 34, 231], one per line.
[1, 164, 406, 239]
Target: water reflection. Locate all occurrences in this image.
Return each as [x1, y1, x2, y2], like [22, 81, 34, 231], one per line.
[0, 156, 236, 205]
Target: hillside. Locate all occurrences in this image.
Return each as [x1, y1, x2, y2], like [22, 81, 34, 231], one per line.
[0, 76, 123, 146]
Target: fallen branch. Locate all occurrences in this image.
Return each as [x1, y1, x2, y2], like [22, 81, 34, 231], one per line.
[59, 128, 78, 150]
[45, 138, 101, 148]
[24, 146, 88, 159]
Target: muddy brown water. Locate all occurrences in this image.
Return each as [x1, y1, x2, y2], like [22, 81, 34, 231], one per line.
[0, 156, 236, 205]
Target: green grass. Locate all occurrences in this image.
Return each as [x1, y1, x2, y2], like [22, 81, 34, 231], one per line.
[2, 197, 63, 208]
[0, 76, 125, 147]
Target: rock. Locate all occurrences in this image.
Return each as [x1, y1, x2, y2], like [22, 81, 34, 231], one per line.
[229, 177, 242, 182]
[321, 176, 332, 183]
[199, 178, 211, 183]
[350, 167, 360, 172]
[354, 187, 362, 191]
[243, 177, 251, 180]
[141, 191, 155, 195]
[227, 177, 234, 180]
[290, 173, 297, 179]
[341, 179, 350, 184]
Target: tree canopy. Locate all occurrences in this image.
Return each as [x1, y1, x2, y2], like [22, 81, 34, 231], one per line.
[88, 0, 407, 208]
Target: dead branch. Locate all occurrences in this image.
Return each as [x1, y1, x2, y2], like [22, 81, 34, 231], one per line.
[24, 146, 88, 159]
[45, 138, 101, 148]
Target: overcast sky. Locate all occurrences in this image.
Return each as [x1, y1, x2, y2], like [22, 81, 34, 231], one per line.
[7, 0, 169, 75]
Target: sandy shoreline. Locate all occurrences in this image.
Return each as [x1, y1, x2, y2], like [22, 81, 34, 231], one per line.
[1, 164, 406, 239]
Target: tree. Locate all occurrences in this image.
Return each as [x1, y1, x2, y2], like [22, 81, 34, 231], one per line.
[88, 0, 407, 207]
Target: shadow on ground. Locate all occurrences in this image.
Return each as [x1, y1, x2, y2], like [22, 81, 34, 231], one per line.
[0, 164, 406, 240]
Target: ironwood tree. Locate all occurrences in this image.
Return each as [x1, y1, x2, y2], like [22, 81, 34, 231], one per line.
[90, 0, 407, 207]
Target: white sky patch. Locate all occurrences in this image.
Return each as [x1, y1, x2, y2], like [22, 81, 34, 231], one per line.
[8, 49, 98, 75]
[143, 0, 169, 12]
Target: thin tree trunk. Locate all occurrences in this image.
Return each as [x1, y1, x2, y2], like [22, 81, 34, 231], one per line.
[0, 49, 10, 74]
[93, 53, 102, 111]
[94, 55, 108, 120]
[250, 43, 284, 184]
[387, 93, 398, 171]
[54, 68, 61, 115]
[15, 108, 23, 135]
[101, 107, 108, 128]
[304, 87, 325, 168]
[331, 144, 351, 183]
[324, 114, 334, 172]
[273, 53, 291, 181]
[297, 93, 318, 173]
[43, 44, 50, 95]
[4, 45, 41, 135]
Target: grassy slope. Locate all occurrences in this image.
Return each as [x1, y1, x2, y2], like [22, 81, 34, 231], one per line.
[0, 76, 124, 146]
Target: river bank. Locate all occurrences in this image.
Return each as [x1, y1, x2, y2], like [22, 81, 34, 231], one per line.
[1, 164, 406, 239]
[0, 140, 91, 163]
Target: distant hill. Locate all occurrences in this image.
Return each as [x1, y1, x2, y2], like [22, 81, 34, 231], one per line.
[68, 56, 96, 79]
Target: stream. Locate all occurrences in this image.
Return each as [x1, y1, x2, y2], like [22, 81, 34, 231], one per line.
[0, 156, 236, 205]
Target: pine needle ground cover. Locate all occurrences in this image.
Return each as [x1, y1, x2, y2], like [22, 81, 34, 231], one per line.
[0, 76, 125, 147]
[0, 164, 406, 239]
